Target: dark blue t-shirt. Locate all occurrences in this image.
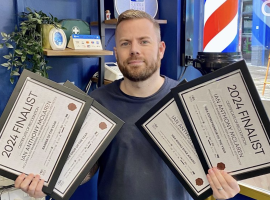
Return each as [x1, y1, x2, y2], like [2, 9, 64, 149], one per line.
[90, 76, 193, 200]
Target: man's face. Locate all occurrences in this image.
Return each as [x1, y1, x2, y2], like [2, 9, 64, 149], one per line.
[114, 18, 165, 82]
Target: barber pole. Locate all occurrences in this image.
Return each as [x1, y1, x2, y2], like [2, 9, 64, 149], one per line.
[203, 0, 239, 52]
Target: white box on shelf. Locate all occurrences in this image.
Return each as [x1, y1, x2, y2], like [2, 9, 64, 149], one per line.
[67, 35, 102, 50]
[104, 62, 123, 81]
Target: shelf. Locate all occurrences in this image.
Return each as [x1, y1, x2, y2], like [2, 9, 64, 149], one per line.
[43, 48, 113, 56]
[91, 77, 113, 85]
[90, 18, 167, 26]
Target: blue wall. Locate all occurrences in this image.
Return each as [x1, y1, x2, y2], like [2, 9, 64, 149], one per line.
[159, 0, 202, 81]
[0, 0, 17, 119]
[0, 0, 101, 115]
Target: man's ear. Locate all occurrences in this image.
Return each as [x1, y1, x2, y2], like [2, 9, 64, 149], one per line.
[114, 47, 117, 60]
[159, 41, 166, 59]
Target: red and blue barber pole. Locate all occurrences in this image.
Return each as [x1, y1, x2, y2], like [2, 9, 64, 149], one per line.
[193, 0, 242, 74]
[203, 0, 239, 52]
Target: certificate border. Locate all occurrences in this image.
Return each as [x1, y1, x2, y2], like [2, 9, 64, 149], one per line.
[49, 81, 124, 200]
[0, 78, 85, 180]
[0, 70, 93, 194]
[181, 71, 270, 173]
[171, 60, 270, 181]
[136, 81, 213, 200]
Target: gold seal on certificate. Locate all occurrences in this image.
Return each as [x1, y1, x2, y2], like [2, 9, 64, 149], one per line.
[0, 69, 93, 194]
[137, 60, 270, 200]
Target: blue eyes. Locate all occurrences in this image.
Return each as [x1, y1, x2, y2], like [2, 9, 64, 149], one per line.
[121, 42, 129, 46]
[141, 41, 149, 44]
[120, 41, 149, 46]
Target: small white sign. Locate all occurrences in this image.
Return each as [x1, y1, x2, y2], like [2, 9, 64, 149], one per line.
[68, 35, 103, 50]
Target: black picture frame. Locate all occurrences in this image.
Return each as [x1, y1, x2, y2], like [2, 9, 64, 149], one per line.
[0, 69, 93, 194]
[49, 81, 124, 200]
[171, 60, 270, 181]
[136, 88, 213, 200]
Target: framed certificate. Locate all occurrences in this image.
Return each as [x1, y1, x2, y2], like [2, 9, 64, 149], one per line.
[136, 81, 212, 200]
[171, 60, 270, 181]
[0, 70, 93, 194]
[49, 81, 124, 200]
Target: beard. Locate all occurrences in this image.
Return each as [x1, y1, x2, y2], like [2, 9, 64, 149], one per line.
[116, 52, 161, 82]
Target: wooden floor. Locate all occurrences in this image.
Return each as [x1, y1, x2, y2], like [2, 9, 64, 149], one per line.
[239, 174, 270, 192]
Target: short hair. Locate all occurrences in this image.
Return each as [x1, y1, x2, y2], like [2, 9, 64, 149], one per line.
[115, 9, 161, 41]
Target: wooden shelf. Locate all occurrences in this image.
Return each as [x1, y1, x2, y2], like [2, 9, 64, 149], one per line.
[91, 77, 113, 85]
[90, 19, 167, 26]
[43, 48, 113, 56]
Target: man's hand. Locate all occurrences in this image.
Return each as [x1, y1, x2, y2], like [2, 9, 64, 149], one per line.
[207, 167, 240, 199]
[15, 173, 46, 198]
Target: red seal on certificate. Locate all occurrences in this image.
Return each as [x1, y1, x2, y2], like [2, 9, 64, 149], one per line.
[68, 103, 77, 111]
[195, 178, 203, 186]
[217, 162, 226, 170]
[99, 122, 107, 130]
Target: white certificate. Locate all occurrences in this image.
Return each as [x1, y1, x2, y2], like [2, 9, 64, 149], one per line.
[0, 70, 92, 194]
[136, 88, 213, 200]
[143, 98, 210, 194]
[53, 106, 116, 198]
[138, 61, 270, 199]
[48, 81, 124, 200]
[172, 60, 270, 181]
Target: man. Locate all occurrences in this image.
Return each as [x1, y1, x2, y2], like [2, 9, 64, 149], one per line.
[15, 10, 240, 200]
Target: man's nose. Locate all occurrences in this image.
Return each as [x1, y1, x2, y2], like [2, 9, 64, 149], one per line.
[130, 42, 140, 56]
